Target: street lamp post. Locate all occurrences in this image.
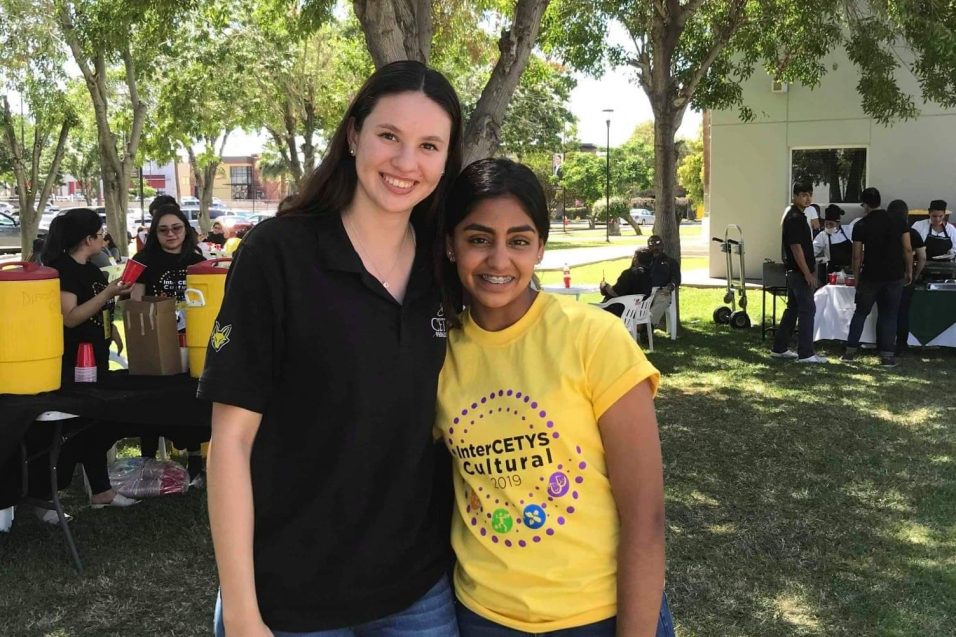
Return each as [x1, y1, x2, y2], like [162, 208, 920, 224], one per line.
[602, 109, 613, 243]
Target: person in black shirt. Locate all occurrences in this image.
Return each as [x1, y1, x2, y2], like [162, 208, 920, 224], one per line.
[36, 209, 137, 509]
[646, 234, 681, 327]
[131, 203, 206, 473]
[886, 200, 927, 354]
[599, 249, 652, 316]
[203, 220, 226, 246]
[842, 188, 913, 367]
[199, 62, 463, 636]
[771, 182, 826, 363]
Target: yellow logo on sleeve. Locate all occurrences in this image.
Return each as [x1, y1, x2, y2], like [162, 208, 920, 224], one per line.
[211, 321, 232, 351]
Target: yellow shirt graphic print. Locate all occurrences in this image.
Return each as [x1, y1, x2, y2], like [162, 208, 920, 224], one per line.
[447, 389, 585, 547]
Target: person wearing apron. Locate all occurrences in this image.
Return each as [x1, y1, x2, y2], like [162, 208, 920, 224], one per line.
[812, 204, 853, 280]
[912, 199, 956, 261]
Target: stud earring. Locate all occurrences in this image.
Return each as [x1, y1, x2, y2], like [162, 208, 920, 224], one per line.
[349, 147, 355, 156]
[447, 251, 455, 262]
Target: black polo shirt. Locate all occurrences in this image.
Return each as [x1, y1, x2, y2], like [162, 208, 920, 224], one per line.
[197, 214, 452, 631]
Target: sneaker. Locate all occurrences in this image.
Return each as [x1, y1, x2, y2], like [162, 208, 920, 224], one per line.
[770, 350, 799, 359]
[797, 354, 828, 364]
[879, 356, 898, 368]
[841, 348, 858, 362]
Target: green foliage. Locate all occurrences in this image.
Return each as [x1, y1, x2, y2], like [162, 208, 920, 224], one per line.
[591, 195, 628, 221]
[557, 151, 604, 210]
[498, 57, 577, 158]
[677, 137, 704, 208]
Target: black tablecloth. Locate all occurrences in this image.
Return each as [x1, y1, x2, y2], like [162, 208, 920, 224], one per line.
[0, 372, 211, 507]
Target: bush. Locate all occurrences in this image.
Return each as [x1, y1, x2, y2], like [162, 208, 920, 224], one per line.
[591, 196, 629, 221]
[561, 206, 589, 220]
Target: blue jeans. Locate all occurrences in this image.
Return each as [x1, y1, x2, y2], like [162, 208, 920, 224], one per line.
[456, 593, 675, 637]
[214, 576, 458, 637]
[772, 270, 816, 359]
[846, 278, 904, 355]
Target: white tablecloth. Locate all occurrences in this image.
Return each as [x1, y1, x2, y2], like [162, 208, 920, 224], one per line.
[542, 284, 599, 300]
[813, 284, 876, 343]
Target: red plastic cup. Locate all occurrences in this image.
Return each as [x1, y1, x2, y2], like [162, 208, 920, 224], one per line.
[120, 259, 146, 285]
[845, 275, 855, 287]
[76, 342, 95, 368]
[563, 275, 571, 288]
[178, 333, 187, 347]
[828, 272, 837, 285]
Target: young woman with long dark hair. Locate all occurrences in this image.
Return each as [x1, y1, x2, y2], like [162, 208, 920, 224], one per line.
[200, 61, 463, 636]
[37, 208, 137, 508]
[437, 159, 673, 636]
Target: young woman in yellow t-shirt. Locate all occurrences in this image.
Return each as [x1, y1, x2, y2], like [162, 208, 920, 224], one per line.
[437, 158, 674, 636]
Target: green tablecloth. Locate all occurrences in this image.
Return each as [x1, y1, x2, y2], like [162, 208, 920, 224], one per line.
[909, 289, 956, 346]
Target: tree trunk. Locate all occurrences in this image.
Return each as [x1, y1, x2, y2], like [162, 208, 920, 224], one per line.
[621, 216, 644, 236]
[0, 96, 73, 255]
[461, 0, 551, 165]
[188, 147, 220, 235]
[652, 107, 681, 262]
[353, 0, 430, 67]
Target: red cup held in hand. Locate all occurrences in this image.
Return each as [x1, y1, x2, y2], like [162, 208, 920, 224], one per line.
[120, 259, 146, 285]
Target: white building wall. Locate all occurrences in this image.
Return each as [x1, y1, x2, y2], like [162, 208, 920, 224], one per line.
[709, 49, 956, 278]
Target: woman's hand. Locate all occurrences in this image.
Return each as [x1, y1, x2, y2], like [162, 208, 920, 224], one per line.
[105, 279, 131, 298]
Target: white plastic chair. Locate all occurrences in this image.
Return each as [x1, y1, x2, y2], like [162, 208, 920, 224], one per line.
[592, 293, 655, 352]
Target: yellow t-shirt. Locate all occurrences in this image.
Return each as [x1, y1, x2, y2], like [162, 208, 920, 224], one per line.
[436, 292, 660, 632]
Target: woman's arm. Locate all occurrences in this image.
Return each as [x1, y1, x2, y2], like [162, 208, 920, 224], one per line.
[207, 403, 273, 637]
[60, 280, 128, 328]
[598, 379, 665, 637]
[914, 246, 927, 281]
[130, 282, 147, 301]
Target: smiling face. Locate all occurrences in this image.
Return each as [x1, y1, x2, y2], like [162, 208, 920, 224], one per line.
[156, 213, 186, 253]
[448, 196, 544, 332]
[347, 91, 451, 219]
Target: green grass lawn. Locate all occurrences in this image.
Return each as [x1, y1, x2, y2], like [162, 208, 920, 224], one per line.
[2, 285, 954, 635]
[546, 221, 702, 250]
[538, 256, 707, 291]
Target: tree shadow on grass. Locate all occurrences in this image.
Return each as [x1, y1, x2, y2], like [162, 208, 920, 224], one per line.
[653, 324, 956, 636]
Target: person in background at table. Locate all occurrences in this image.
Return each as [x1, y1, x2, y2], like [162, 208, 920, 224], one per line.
[888, 199, 926, 353]
[438, 158, 673, 636]
[812, 204, 853, 278]
[841, 187, 913, 368]
[131, 203, 206, 481]
[599, 248, 652, 317]
[911, 199, 956, 261]
[222, 226, 248, 257]
[807, 203, 822, 236]
[34, 209, 138, 510]
[771, 182, 826, 363]
[204, 220, 226, 247]
[646, 234, 680, 328]
[200, 61, 463, 637]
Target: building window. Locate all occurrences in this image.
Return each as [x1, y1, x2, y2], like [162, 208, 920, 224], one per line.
[791, 147, 867, 203]
[230, 166, 252, 199]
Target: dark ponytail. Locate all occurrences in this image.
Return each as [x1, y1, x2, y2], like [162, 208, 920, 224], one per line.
[39, 208, 102, 265]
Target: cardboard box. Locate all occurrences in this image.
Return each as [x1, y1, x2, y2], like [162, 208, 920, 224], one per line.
[123, 296, 181, 375]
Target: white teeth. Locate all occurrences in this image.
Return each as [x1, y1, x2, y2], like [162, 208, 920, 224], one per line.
[481, 275, 513, 284]
[383, 175, 414, 189]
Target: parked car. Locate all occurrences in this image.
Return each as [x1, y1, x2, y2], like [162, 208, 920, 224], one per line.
[214, 214, 254, 237]
[0, 212, 21, 251]
[628, 208, 655, 226]
[0, 202, 14, 216]
[246, 213, 275, 225]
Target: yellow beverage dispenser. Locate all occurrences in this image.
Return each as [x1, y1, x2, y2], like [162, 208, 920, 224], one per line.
[0, 261, 63, 394]
[185, 258, 232, 379]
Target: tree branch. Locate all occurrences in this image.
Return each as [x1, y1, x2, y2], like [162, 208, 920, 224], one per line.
[461, 0, 551, 164]
[35, 118, 74, 223]
[122, 43, 146, 164]
[674, 0, 748, 111]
